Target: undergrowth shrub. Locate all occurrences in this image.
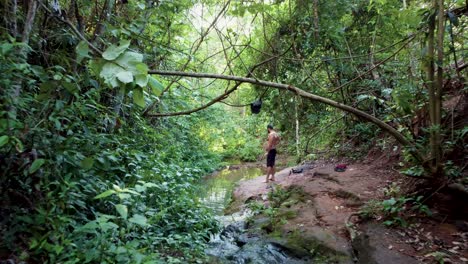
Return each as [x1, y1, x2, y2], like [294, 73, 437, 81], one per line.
[0, 43, 220, 263]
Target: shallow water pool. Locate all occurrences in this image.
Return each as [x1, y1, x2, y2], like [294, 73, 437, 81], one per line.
[199, 166, 263, 214]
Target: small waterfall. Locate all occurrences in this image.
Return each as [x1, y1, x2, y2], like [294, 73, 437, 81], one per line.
[199, 165, 311, 263]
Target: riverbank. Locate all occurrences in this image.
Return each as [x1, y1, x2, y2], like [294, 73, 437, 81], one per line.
[226, 156, 468, 263]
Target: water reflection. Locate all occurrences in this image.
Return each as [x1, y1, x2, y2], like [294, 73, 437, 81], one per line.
[200, 166, 263, 214]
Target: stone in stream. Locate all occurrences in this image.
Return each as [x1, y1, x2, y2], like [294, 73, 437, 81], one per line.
[207, 215, 354, 264]
[207, 219, 312, 263]
[227, 241, 309, 264]
[205, 240, 240, 260]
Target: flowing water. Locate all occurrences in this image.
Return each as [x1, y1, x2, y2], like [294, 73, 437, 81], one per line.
[199, 165, 311, 264]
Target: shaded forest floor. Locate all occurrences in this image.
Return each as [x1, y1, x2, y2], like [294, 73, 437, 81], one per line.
[229, 154, 468, 263]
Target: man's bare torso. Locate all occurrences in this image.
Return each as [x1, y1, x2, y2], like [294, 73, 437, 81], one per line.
[268, 131, 280, 150]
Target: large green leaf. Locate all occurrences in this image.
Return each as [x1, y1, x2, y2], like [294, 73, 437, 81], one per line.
[81, 157, 94, 170]
[133, 88, 145, 107]
[62, 81, 79, 94]
[29, 159, 45, 174]
[148, 76, 164, 96]
[116, 51, 146, 71]
[135, 74, 148, 87]
[129, 214, 147, 227]
[100, 62, 124, 88]
[88, 59, 106, 75]
[76, 41, 90, 63]
[134, 62, 148, 73]
[102, 40, 131, 61]
[0, 43, 13, 55]
[116, 71, 134, 84]
[115, 204, 128, 219]
[115, 51, 143, 68]
[94, 190, 116, 199]
[0, 135, 9, 147]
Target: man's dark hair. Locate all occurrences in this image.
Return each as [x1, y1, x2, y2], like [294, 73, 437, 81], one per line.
[267, 124, 273, 130]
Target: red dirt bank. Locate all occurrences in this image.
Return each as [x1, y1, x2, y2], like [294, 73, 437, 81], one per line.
[231, 158, 468, 263]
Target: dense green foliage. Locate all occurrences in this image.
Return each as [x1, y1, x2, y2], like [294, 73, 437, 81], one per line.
[0, 39, 221, 262]
[0, 1, 224, 262]
[0, 0, 466, 262]
[229, 0, 466, 165]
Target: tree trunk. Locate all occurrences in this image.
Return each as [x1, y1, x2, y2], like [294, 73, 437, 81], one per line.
[10, 0, 37, 115]
[21, 0, 38, 45]
[425, 2, 437, 175]
[425, 0, 445, 176]
[93, 0, 114, 44]
[295, 96, 300, 158]
[5, 0, 18, 38]
[434, 0, 445, 175]
[313, 0, 319, 40]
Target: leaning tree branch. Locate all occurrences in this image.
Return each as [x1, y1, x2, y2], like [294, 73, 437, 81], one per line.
[146, 82, 241, 117]
[146, 51, 283, 117]
[148, 69, 424, 162]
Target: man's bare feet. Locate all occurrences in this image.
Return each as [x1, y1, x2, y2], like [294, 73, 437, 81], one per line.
[269, 178, 275, 181]
[263, 180, 269, 183]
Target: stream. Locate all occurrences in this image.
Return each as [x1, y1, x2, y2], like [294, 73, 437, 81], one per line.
[199, 165, 262, 215]
[198, 164, 312, 264]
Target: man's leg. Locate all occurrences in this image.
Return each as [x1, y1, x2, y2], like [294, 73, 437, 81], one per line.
[265, 167, 271, 183]
[269, 166, 276, 181]
[268, 150, 277, 181]
[265, 150, 272, 183]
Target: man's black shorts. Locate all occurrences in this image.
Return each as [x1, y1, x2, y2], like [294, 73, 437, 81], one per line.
[266, 149, 277, 167]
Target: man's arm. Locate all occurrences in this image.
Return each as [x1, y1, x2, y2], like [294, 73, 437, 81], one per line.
[266, 134, 273, 151]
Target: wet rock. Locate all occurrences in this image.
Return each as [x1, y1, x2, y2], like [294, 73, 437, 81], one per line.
[207, 214, 329, 263]
[221, 223, 243, 240]
[236, 233, 260, 245]
[351, 233, 378, 264]
[351, 223, 420, 264]
[267, 228, 353, 263]
[206, 240, 240, 258]
[227, 241, 309, 264]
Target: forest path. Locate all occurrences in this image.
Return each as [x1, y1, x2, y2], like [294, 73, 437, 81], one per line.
[230, 157, 467, 263]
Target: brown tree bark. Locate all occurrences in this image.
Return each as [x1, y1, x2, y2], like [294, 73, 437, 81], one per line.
[425, 2, 437, 174]
[425, 0, 445, 176]
[434, 0, 445, 174]
[313, 0, 319, 40]
[21, 0, 38, 45]
[4, 0, 18, 38]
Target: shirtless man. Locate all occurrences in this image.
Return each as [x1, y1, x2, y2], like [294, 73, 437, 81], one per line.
[264, 124, 280, 183]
